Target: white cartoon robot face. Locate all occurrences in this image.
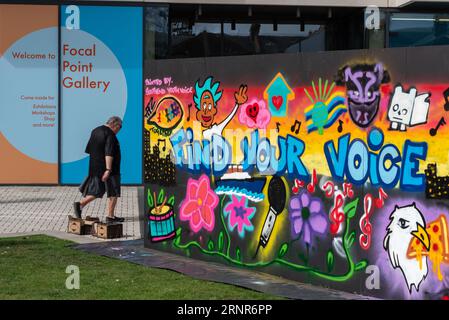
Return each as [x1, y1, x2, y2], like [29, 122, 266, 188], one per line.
[388, 86, 415, 125]
[388, 85, 430, 130]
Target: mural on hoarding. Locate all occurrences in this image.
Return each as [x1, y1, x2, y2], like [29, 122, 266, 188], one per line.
[143, 55, 449, 300]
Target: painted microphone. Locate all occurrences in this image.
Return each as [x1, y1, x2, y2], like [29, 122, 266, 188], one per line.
[254, 176, 287, 258]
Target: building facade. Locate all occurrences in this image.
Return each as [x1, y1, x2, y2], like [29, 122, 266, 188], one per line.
[2, 0, 449, 184]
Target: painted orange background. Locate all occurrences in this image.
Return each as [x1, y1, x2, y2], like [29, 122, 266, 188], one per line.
[0, 5, 58, 184]
[145, 81, 449, 179]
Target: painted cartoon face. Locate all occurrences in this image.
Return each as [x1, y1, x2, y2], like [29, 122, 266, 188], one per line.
[339, 63, 388, 128]
[196, 91, 217, 128]
[388, 87, 415, 125]
[246, 102, 259, 121]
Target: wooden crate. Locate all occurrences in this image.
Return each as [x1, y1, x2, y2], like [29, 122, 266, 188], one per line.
[67, 215, 100, 235]
[93, 222, 123, 239]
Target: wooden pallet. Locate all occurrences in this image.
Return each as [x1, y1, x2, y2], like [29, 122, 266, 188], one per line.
[93, 222, 123, 239]
[67, 215, 100, 235]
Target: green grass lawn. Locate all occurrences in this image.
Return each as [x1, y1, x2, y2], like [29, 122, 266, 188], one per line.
[0, 235, 282, 300]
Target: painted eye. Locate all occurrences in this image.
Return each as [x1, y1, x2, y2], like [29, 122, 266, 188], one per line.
[354, 91, 359, 96]
[402, 108, 408, 115]
[398, 218, 409, 229]
[203, 103, 207, 110]
[208, 104, 212, 110]
[367, 91, 372, 98]
[393, 104, 399, 112]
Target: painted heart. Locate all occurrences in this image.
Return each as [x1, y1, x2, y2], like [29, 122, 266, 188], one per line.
[246, 103, 259, 121]
[272, 96, 283, 110]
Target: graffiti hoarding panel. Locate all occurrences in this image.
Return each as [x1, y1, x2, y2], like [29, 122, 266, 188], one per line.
[143, 46, 449, 300]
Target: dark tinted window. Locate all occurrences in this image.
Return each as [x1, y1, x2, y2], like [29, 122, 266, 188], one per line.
[169, 21, 222, 58]
[222, 23, 325, 55]
[144, 4, 367, 60]
[145, 5, 169, 60]
[389, 13, 449, 47]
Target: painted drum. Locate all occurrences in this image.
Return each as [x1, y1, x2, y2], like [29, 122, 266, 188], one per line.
[148, 205, 175, 242]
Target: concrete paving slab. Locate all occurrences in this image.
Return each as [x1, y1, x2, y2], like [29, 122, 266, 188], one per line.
[0, 186, 143, 241]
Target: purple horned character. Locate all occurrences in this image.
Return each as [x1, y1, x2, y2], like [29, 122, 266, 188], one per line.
[336, 63, 390, 128]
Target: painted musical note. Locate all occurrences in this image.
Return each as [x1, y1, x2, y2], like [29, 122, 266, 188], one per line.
[276, 122, 281, 133]
[330, 192, 345, 235]
[444, 88, 449, 111]
[343, 182, 354, 198]
[307, 169, 317, 193]
[359, 194, 374, 250]
[290, 120, 301, 134]
[430, 117, 446, 136]
[322, 181, 335, 198]
[291, 179, 305, 194]
[374, 187, 388, 208]
[187, 103, 192, 121]
[337, 119, 343, 133]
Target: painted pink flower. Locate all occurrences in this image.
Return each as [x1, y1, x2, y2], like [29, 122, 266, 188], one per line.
[223, 195, 256, 238]
[179, 175, 219, 233]
[238, 99, 271, 129]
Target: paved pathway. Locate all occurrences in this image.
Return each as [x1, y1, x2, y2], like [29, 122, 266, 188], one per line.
[0, 186, 143, 240]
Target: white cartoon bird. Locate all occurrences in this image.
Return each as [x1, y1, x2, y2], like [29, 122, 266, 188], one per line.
[383, 203, 430, 293]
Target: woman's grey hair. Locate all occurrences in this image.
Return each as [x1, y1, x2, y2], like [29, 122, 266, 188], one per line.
[106, 116, 122, 127]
